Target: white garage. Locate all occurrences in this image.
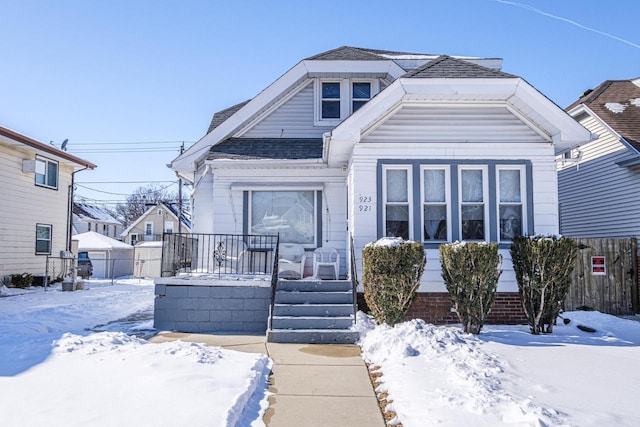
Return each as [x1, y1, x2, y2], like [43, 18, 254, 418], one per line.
[73, 231, 134, 279]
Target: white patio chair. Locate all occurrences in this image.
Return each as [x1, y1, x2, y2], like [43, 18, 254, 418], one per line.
[313, 247, 340, 280]
[277, 243, 306, 279]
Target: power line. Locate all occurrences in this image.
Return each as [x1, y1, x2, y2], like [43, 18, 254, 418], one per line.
[75, 181, 178, 196]
[70, 140, 195, 146]
[76, 180, 176, 184]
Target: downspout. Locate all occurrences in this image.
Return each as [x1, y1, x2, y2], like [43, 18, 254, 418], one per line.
[68, 166, 89, 251]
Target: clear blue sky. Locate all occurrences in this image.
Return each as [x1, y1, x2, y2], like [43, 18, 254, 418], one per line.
[2, 0, 638, 206]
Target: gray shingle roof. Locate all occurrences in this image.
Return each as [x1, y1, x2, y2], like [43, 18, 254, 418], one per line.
[208, 138, 323, 161]
[207, 100, 251, 134]
[305, 46, 438, 61]
[403, 55, 516, 79]
[568, 79, 640, 151]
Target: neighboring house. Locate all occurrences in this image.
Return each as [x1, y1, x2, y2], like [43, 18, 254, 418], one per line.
[169, 46, 590, 323]
[120, 201, 191, 245]
[72, 202, 123, 240]
[558, 77, 640, 237]
[0, 125, 95, 281]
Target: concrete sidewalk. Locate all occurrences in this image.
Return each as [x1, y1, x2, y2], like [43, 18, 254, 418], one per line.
[150, 332, 385, 427]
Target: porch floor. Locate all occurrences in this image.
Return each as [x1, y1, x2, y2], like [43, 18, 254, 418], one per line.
[149, 332, 384, 426]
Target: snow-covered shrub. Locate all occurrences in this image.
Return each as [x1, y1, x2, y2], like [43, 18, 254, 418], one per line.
[10, 273, 33, 289]
[362, 238, 426, 326]
[510, 235, 578, 334]
[439, 242, 502, 334]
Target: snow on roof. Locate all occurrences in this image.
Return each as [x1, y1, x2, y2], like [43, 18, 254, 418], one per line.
[135, 241, 163, 248]
[73, 231, 133, 251]
[73, 203, 122, 225]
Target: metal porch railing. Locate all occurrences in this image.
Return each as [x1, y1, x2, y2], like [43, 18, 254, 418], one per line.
[160, 233, 279, 277]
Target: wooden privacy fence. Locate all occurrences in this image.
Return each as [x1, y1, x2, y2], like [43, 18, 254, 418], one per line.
[565, 237, 638, 315]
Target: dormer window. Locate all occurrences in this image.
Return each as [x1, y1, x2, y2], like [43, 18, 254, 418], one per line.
[321, 82, 341, 119]
[315, 79, 378, 125]
[352, 82, 371, 112]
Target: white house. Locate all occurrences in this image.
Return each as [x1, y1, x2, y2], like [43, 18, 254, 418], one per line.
[558, 77, 640, 237]
[72, 202, 123, 240]
[169, 46, 591, 324]
[0, 125, 95, 284]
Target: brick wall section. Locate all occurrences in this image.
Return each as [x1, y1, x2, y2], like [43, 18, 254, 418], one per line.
[154, 284, 271, 333]
[357, 292, 527, 325]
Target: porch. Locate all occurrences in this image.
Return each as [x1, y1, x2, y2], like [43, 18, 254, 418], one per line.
[154, 233, 358, 343]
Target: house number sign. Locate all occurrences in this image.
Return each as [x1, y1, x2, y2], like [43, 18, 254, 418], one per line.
[591, 256, 606, 275]
[358, 194, 373, 213]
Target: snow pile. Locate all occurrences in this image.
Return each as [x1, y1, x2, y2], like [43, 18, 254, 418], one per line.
[359, 311, 640, 426]
[0, 278, 272, 427]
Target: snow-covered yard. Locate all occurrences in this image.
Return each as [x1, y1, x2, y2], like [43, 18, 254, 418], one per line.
[2, 278, 640, 427]
[0, 279, 271, 427]
[358, 311, 640, 427]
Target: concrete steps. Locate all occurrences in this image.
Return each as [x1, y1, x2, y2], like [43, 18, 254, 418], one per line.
[268, 279, 358, 344]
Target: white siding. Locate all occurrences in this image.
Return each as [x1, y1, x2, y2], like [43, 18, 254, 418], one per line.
[362, 105, 546, 144]
[558, 115, 640, 237]
[0, 143, 74, 277]
[242, 83, 333, 138]
[194, 165, 348, 277]
[349, 138, 558, 293]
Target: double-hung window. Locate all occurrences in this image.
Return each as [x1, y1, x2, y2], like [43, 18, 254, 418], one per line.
[321, 82, 341, 119]
[352, 82, 371, 113]
[459, 167, 488, 241]
[497, 166, 525, 241]
[383, 167, 411, 240]
[317, 80, 376, 124]
[422, 167, 449, 241]
[145, 222, 153, 236]
[249, 190, 318, 247]
[35, 157, 58, 189]
[36, 224, 52, 254]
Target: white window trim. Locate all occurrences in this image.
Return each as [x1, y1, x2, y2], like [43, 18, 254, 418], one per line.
[420, 165, 451, 242]
[382, 165, 413, 239]
[458, 165, 489, 242]
[164, 221, 175, 234]
[314, 79, 379, 126]
[35, 156, 58, 190]
[35, 223, 52, 255]
[496, 165, 527, 242]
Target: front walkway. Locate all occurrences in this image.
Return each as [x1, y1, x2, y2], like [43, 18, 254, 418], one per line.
[149, 332, 385, 427]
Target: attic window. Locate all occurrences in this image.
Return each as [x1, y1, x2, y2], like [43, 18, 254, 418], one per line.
[321, 82, 341, 119]
[315, 79, 379, 125]
[352, 82, 371, 112]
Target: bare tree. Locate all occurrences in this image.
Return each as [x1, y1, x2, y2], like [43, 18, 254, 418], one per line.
[112, 184, 179, 227]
